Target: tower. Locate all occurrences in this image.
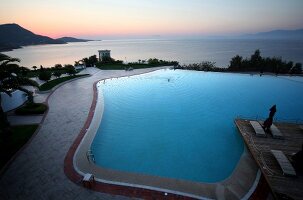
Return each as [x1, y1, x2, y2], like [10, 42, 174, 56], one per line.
[98, 50, 111, 62]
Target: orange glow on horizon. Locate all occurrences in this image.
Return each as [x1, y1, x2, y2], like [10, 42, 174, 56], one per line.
[1, 0, 303, 39]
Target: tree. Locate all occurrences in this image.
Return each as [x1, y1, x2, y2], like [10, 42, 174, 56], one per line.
[229, 55, 243, 71]
[20, 67, 29, 77]
[54, 64, 63, 69]
[65, 64, 76, 76]
[32, 66, 37, 71]
[82, 57, 89, 66]
[250, 49, 262, 70]
[88, 55, 98, 66]
[39, 70, 52, 82]
[82, 55, 98, 67]
[0, 53, 38, 141]
[148, 58, 160, 65]
[53, 71, 62, 78]
[291, 63, 302, 74]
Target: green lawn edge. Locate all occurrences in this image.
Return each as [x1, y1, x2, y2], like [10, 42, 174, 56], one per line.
[15, 103, 48, 115]
[39, 74, 88, 91]
[0, 125, 39, 169]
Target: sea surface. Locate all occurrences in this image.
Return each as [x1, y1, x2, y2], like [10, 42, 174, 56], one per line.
[3, 38, 303, 68]
[92, 69, 303, 183]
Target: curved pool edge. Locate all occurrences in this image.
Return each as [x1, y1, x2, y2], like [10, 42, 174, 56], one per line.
[65, 71, 261, 199]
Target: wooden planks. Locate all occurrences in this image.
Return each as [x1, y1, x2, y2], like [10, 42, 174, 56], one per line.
[235, 119, 303, 200]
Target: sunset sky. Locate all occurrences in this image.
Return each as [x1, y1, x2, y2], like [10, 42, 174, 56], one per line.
[1, 0, 303, 39]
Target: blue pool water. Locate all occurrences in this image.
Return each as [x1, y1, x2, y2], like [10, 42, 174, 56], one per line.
[92, 69, 303, 183]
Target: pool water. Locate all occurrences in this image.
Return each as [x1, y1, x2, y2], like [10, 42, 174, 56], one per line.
[92, 69, 303, 183]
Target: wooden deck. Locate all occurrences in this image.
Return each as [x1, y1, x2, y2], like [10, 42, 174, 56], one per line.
[235, 119, 303, 200]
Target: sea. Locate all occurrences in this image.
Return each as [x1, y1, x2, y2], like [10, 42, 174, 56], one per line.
[3, 38, 303, 69]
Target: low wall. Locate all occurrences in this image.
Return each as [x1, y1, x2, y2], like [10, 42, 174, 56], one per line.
[1, 90, 27, 112]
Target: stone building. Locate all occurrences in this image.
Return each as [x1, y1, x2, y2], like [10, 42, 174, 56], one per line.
[98, 50, 111, 62]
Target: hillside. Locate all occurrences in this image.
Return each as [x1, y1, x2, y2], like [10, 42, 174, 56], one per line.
[0, 23, 65, 51]
[242, 29, 303, 39]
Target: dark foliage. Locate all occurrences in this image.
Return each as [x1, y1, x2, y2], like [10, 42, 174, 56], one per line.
[147, 58, 179, 66]
[80, 55, 98, 67]
[64, 64, 76, 76]
[53, 71, 62, 78]
[38, 70, 52, 81]
[15, 103, 48, 115]
[228, 49, 302, 74]
[175, 61, 227, 72]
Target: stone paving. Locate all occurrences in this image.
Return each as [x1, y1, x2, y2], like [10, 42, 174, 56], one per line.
[0, 67, 167, 200]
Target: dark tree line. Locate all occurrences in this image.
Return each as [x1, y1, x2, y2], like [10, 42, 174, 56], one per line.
[228, 50, 302, 74]
[80, 55, 98, 67]
[174, 61, 227, 72]
[38, 64, 76, 82]
[147, 58, 179, 66]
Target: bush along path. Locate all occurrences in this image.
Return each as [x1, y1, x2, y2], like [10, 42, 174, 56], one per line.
[39, 74, 89, 91]
[15, 103, 48, 115]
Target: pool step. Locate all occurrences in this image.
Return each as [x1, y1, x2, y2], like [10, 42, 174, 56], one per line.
[86, 150, 95, 163]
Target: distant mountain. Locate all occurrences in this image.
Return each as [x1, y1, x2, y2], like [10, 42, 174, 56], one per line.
[0, 23, 66, 52]
[242, 29, 303, 39]
[56, 37, 95, 43]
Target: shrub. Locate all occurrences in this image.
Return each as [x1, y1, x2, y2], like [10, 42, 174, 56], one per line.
[54, 64, 63, 69]
[15, 103, 48, 115]
[65, 64, 76, 76]
[39, 74, 88, 91]
[53, 71, 62, 78]
[39, 71, 52, 81]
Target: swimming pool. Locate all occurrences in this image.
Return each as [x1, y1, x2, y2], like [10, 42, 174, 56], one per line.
[91, 69, 303, 183]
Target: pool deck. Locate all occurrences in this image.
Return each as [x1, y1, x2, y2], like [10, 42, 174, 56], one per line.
[0, 67, 260, 200]
[235, 119, 303, 200]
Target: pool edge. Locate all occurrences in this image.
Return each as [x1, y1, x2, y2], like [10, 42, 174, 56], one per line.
[64, 70, 261, 199]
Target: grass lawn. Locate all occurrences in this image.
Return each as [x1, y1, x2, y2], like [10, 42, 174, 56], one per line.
[15, 103, 48, 115]
[96, 63, 173, 70]
[39, 74, 88, 91]
[0, 125, 39, 169]
[26, 69, 67, 78]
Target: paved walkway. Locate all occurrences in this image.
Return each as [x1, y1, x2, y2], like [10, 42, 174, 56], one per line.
[0, 67, 167, 200]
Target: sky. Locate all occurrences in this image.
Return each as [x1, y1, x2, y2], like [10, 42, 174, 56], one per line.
[1, 0, 303, 39]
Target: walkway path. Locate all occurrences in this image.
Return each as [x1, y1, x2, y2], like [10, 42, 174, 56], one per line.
[0, 67, 167, 200]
